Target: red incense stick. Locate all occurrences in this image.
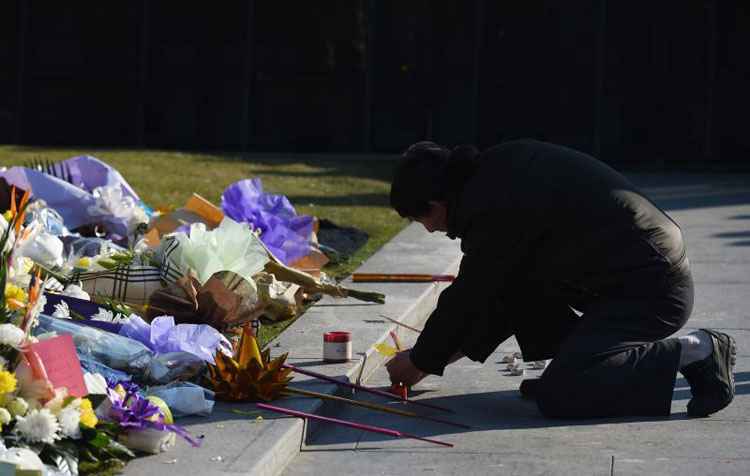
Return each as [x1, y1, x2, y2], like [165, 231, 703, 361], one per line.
[256, 402, 453, 448]
[352, 273, 455, 283]
[283, 364, 453, 413]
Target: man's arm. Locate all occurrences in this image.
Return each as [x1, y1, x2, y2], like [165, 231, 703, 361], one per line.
[408, 215, 529, 376]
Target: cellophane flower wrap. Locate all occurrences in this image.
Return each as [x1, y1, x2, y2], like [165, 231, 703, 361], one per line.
[221, 178, 314, 265]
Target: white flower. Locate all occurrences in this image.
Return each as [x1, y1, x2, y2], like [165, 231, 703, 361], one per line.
[0, 323, 25, 347]
[7, 397, 29, 417]
[90, 308, 114, 322]
[62, 284, 90, 301]
[43, 388, 69, 415]
[83, 372, 108, 395]
[52, 301, 71, 319]
[58, 405, 81, 439]
[7, 256, 33, 289]
[114, 313, 134, 324]
[27, 294, 46, 325]
[0, 407, 11, 425]
[90, 308, 131, 324]
[15, 408, 61, 444]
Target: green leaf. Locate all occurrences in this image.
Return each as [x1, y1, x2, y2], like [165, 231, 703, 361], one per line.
[102, 439, 135, 460]
[95, 421, 122, 436]
[86, 430, 111, 449]
[62, 396, 77, 408]
[79, 457, 126, 476]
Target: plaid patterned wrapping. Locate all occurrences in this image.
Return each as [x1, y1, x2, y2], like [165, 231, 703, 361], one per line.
[157, 235, 185, 285]
[70, 265, 165, 307]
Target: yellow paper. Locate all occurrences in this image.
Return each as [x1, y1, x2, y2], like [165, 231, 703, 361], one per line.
[374, 343, 397, 357]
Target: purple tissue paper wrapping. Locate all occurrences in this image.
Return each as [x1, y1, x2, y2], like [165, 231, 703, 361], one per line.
[119, 314, 231, 364]
[220, 178, 314, 265]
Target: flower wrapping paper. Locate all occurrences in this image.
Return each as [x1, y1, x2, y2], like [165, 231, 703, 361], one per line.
[118, 314, 231, 364]
[221, 178, 314, 265]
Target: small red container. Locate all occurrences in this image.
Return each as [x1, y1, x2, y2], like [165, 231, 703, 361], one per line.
[323, 331, 352, 362]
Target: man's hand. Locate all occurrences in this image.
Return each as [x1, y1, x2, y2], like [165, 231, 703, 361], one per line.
[385, 349, 427, 386]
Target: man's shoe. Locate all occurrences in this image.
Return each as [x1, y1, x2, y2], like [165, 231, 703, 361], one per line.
[519, 378, 541, 400]
[682, 329, 736, 417]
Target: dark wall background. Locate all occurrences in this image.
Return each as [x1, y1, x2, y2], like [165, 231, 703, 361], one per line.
[2, 0, 748, 163]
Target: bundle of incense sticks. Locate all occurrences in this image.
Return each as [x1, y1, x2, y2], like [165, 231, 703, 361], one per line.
[351, 273, 455, 283]
[256, 402, 453, 447]
[283, 364, 452, 413]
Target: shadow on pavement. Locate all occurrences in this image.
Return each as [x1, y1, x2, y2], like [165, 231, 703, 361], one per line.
[673, 371, 750, 400]
[301, 392, 702, 448]
[713, 231, 750, 239]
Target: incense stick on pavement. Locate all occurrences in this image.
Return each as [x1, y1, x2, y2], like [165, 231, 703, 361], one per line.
[283, 364, 453, 413]
[256, 402, 453, 448]
[379, 314, 423, 333]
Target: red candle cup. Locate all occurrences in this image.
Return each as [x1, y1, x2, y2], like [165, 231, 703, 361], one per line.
[323, 331, 352, 362]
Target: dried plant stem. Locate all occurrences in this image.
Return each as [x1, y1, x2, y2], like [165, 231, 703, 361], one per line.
[264, 261, 385, 304]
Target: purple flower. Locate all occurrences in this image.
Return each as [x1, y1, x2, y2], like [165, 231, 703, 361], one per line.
[103, 379, 201, 447]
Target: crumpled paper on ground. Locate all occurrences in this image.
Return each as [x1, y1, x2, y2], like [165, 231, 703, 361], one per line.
[221, 178, 314, 265]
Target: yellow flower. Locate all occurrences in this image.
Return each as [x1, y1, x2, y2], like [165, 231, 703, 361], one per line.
[76, 257, 91, 269]
[2, 210, 13, 222]
[4, 283, 28, 310]
[0, 370, 18, 394]
[20, 256, 34, 274]
[79, 398, 98, 428]
[113, 384, 127, 400]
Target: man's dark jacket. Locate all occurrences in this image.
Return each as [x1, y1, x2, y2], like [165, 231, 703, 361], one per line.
[410, 139, 687, 375]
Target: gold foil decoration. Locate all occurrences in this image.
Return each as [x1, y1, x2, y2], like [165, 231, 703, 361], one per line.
[207, 326, 293, 402]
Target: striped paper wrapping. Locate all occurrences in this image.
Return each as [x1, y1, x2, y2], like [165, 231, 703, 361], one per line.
[71, 265, 166, 307]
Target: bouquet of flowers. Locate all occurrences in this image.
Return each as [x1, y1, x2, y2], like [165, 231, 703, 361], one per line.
[0, 188, 195, 475]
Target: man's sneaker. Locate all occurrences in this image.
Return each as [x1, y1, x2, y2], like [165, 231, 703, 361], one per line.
[682, 329, 736, 417]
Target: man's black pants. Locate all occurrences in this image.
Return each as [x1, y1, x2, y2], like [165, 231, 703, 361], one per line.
[512, 261, 694, 418]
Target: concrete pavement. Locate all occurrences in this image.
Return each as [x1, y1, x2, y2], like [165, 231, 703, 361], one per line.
[283, 173, 750, 476]
[123, 172, 750, 476]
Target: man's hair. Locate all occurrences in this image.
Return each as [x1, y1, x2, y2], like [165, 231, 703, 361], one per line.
[390, 141, 480, 219]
